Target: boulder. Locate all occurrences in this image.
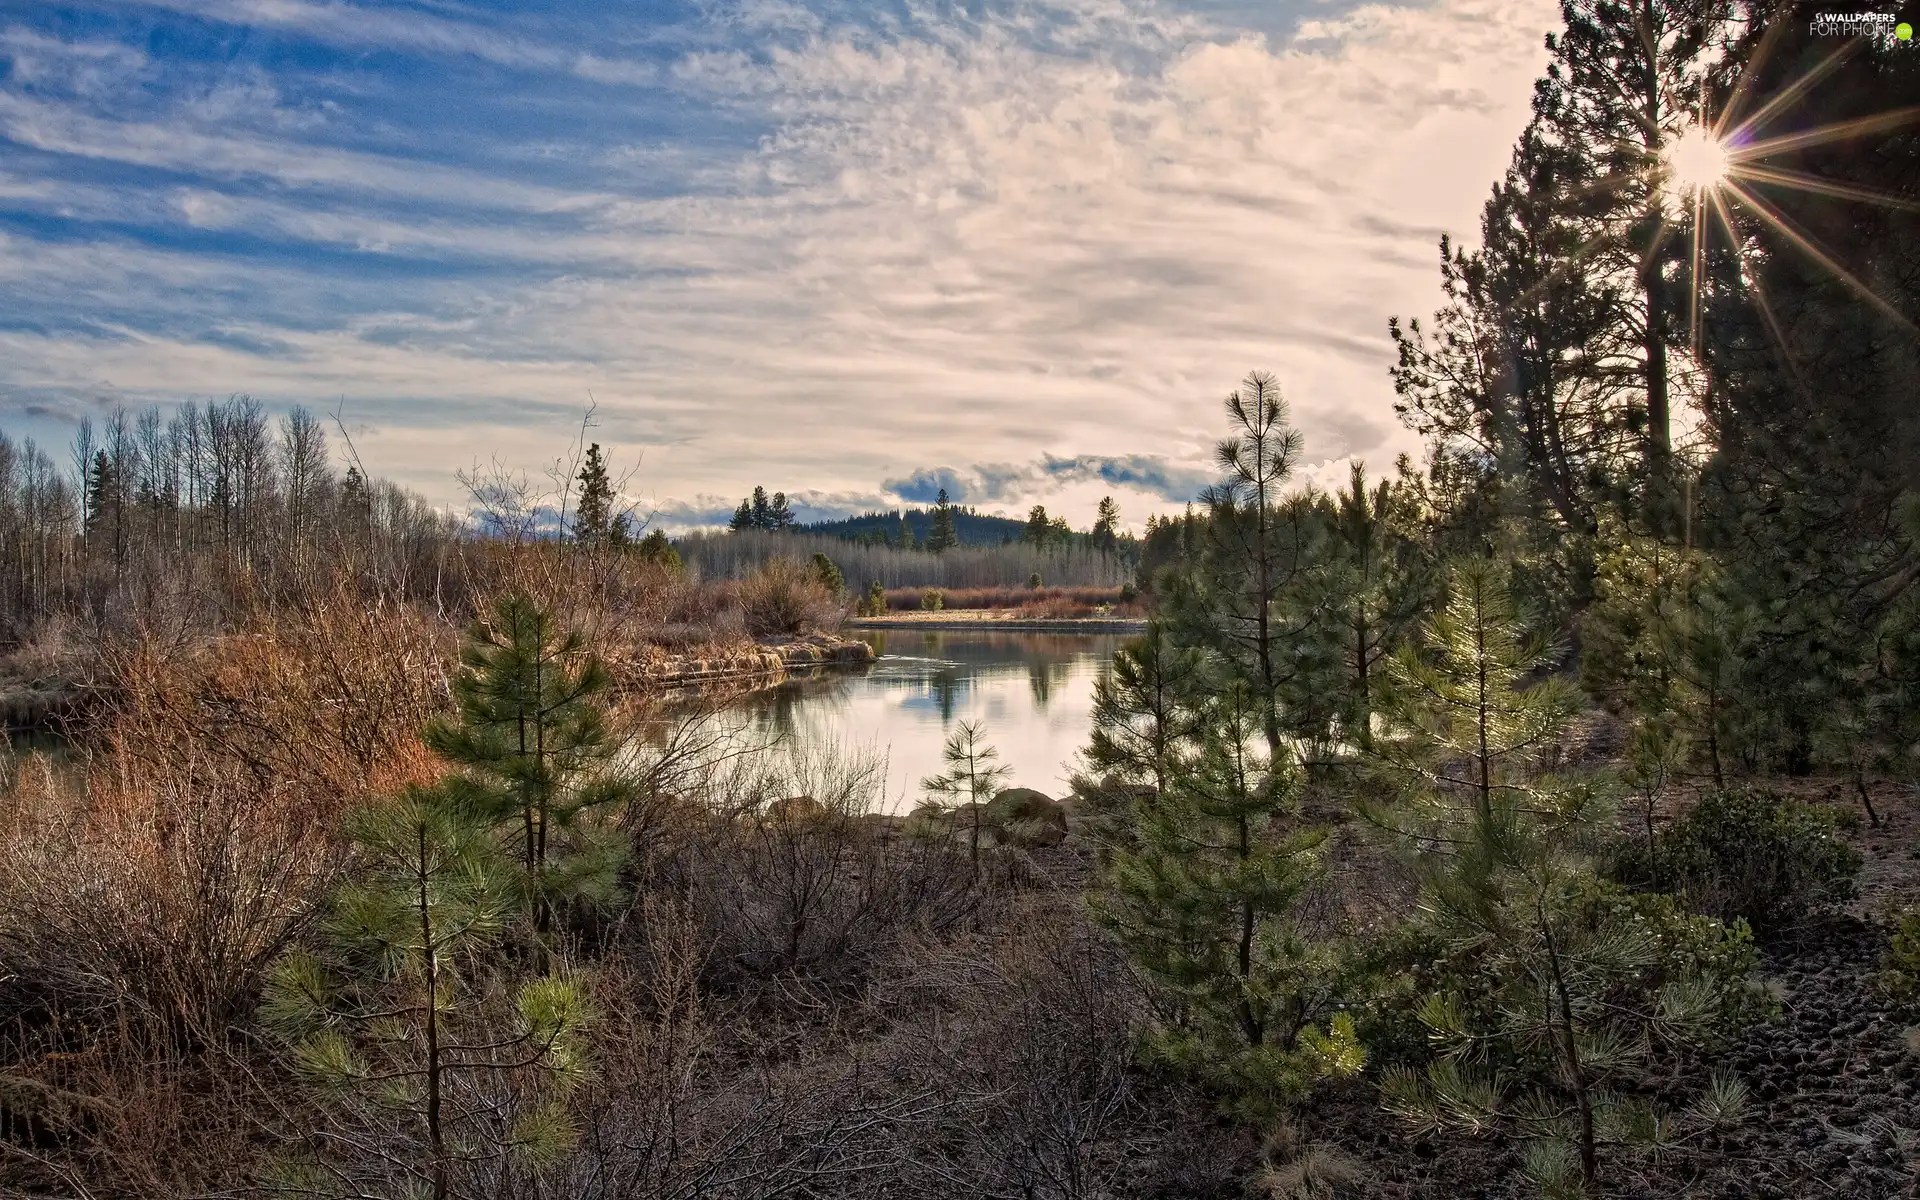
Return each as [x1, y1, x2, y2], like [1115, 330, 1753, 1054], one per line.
[987, 788, 1068, 848]
[762, 795, 827, 824]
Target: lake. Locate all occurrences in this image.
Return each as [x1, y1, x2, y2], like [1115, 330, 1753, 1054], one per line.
[714, 629, 1127, 810]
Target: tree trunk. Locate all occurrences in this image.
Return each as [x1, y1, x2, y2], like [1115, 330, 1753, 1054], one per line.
[1541, 900, 1598, 1186]
[419, 827, 449, 1200]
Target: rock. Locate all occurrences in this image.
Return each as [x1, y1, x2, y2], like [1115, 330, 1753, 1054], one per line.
[987, 787, 1069, 848]
[762, 794, 828, 824]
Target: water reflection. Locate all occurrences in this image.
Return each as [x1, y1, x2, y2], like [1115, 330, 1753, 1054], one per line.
[714, 630, 1125, 811]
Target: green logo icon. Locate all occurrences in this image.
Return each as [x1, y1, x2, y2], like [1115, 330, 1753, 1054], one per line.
[1900, 21, 1914, 40]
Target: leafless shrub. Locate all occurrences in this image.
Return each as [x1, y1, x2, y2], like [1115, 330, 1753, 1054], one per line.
[0, 1030, 269, 1197]
[661, 742, 978, 989]
[877, 903, 1141, 1199]
[0, 752, 337, 1049]
[734, 559, 843, 638]
[93, 584, 452, 810]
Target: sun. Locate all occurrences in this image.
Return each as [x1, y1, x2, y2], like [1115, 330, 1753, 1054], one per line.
[1664, 125, 1731, 198]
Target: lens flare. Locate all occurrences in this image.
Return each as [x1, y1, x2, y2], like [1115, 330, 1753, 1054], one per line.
[1664, 125, 1730, 198]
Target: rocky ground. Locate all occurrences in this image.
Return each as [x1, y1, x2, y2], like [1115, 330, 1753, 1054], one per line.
[1043, 771, 1920, 1198]
[1301, 779, 1920, 1199]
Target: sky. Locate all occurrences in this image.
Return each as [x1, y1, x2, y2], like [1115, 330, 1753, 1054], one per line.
[0, 0, 1560, 531]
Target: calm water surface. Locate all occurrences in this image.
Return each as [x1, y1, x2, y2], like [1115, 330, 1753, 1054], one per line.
[722, 630, 1125, 810]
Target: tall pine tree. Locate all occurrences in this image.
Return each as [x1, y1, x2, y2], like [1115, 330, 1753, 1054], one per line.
[926, 487, 959, 552]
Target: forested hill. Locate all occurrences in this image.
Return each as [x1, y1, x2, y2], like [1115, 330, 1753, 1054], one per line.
[801, 508, 1029, 546]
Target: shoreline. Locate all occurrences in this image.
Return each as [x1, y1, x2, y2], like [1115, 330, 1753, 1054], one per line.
[620, 634, 876, 692]
[848, 614, 1147, 634]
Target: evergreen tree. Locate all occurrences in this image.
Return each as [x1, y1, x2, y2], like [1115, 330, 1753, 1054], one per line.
[749, 486, 772, 531]
[263, 788, 593, 1198]
[919, 720, 1012, 877]
[729, 498, 753, 532]
[1093, 678, 1361, 1122]
[1315, 463, 1435, 752]
[1135, 512, 1196, 593]
[1534, 0, 1726, 470]
[1083, 619, 1209, 799]
[573, 443, 616, 545]
[896, 509, 913, 550]
[422, 594, 633, 932]
[1389, 129, 1622, 599]
[1380, 811, 1754, 1196]
[1690, 7, 1920, 780]
[767, 490, 795, 531]
[83, 449, 116, 551]
[926, 488, 959, 552]
[1166, 372, 1329, 758]
[1369, 560, 1756, 1193]
[1582, 532, 1748, 787]
[635, 527, 681, 574]
[339, 464, 372, 531]
[810, 551, 845, 595]
[1092, 496, 1120, 554]
[1022, 504, 1051, 549]
[1365, 559, 1594, 835]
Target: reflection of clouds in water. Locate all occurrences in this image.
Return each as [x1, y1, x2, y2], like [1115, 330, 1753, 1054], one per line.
[722, 631, 1123, 811]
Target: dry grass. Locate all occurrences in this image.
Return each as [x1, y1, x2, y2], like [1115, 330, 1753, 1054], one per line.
[734, 558, 847, 638]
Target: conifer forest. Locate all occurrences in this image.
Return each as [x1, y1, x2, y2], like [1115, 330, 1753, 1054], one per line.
[1, 1, 1918, 1197]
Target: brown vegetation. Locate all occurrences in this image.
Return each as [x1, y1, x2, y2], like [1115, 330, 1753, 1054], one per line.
[878, 584, 1142, 617]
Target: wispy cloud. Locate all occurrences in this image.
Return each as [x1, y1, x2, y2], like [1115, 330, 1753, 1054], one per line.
[0, 0, 1557, 516]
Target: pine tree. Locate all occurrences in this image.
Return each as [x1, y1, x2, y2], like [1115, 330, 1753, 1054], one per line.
[919, 720, 1012, 877]
[1092, 496, 1120, 554]
[1535, 0, 1726, 470]
[810, 552, 845, 595]
[1370, 560, 1755, 1193]
[1093, 678, 1361, 1122]
[574, 443, 616, 545]
[1079, 619, 1212, 848]
[1365, 559, 1594, 835]
[896, 509, 913, 549]
[729, 498, 753, 532]
[635, 527, 681, 574]
[1316, 463, 1435, 752]
[1083, 619, 1209, 799]
[1166, 373, 1329, 758]
[767, 490, 795, 531]
[1023, 504, 1051, 549]
[749, 486, 772, 531]
[83, 449, 116, 552]
[262, 788, 593, 1198]
[926, 488, 959, 552]
[1691, 10, 1920, 781]
[1389, 125, 1623, 584]
[1583, 532, 1748, 787]
[422, 594, 633, 932]
[339, 464, 372, 532]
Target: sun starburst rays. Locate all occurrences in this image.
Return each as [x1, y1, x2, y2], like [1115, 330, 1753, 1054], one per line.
[1665, 125, 1731, 198]
[1637, 35, 1920, 368]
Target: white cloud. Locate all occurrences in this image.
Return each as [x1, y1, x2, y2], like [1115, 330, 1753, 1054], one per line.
[2, 0, 1559, 519]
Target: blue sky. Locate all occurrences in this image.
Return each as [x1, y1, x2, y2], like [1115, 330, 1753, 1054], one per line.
[0, 0, 1557, 529]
